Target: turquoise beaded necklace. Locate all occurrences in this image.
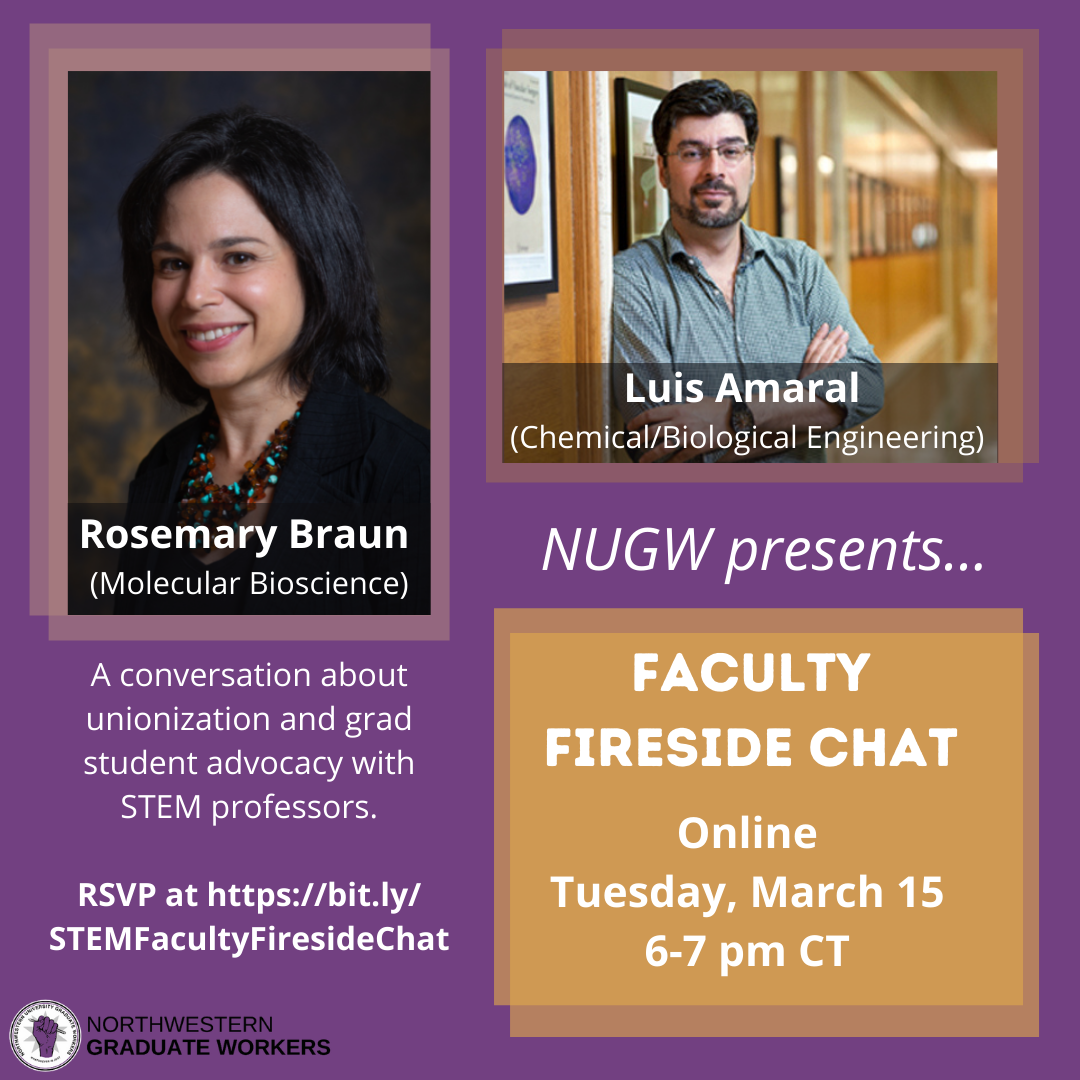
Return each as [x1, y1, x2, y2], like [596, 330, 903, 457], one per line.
[177, 403, 302, 539]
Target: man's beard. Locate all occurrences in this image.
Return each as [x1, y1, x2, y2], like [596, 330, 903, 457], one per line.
[673, 182, 750, 229]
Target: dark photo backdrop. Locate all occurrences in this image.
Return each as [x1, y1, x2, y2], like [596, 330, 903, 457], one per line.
[68, 69, 431, 502]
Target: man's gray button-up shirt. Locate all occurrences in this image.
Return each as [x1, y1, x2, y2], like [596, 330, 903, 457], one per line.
[612, 221, 884, 462]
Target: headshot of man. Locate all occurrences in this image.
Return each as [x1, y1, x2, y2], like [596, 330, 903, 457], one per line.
[612, 79, 884, 462]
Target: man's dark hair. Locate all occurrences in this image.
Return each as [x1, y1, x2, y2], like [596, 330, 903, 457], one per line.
[118, 106, 388, 405]
[652, 79, 759, 157]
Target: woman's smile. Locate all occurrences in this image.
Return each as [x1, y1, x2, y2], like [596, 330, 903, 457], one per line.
[179, 323, 247, 350]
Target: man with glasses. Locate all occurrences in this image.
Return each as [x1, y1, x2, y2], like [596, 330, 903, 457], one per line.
[613, 79, 883, 462]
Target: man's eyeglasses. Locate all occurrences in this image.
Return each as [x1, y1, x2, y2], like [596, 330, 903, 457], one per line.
[664, 143, 753, 166]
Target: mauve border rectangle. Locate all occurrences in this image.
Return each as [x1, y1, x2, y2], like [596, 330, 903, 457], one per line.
[30, 24, 450, 639]
[488, 30, 1036, 483]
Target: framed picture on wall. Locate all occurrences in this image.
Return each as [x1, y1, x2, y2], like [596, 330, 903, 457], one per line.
[872, 178, 888, 255]
[504, 70, 558, 297]
[859, 173, 874, 258]
[847, 169, 861, 258]
[819, 159, 834, 259]
[614, 78, 670, 251]
[775, 136, 799, 238]
[885, 182, 897, 252]
[902, 188, 914, 252]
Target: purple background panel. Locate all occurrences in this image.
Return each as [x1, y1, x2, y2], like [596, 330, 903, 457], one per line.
[4, 4, 1077, 1080]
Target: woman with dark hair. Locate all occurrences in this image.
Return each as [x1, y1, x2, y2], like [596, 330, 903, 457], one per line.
[114, 107, 429, 615]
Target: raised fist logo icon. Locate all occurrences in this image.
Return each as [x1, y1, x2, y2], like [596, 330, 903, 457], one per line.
[31, 1017, 58, 1058]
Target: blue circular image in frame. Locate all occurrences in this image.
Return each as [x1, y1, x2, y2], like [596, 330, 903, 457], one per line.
[504, 115, 537, 215]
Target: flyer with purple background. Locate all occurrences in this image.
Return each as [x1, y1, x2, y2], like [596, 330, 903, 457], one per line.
[5, 3, 1074, 1077]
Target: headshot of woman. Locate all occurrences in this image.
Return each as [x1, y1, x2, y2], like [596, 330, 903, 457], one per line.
[109, 106, 429, 615]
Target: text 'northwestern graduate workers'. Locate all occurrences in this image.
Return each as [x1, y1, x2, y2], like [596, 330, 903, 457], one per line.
[112, 108, 429, 613]
[613, 80, 883, 462]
